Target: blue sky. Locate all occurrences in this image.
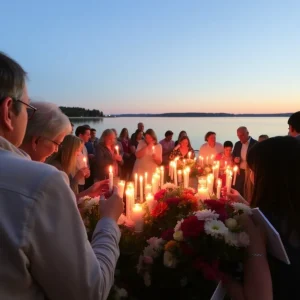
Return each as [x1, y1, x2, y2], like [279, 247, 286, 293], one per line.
[1, 0, 299, 114]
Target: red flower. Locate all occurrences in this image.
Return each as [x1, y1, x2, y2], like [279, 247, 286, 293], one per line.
[193, 258, 222, 281]
[165, 197, 181, 206]
[151, 201, 168, 217]
[203, 200, 228, 221]
[161, 229, 174, 241]
[181, 216, 204, 238]
[154, 189, 167, 201]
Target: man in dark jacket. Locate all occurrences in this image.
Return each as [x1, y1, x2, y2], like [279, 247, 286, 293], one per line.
[232, 126, 257, 196]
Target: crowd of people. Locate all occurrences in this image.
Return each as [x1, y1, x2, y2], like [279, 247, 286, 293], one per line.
[1, 51, 300, 299]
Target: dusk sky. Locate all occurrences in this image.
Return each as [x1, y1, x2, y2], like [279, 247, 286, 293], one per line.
[1, 0, 299, 114]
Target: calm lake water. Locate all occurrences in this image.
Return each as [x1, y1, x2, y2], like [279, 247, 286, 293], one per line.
[72, 117, 289, 149]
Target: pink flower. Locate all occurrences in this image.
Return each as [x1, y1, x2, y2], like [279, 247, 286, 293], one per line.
[143, 256, 154, 264]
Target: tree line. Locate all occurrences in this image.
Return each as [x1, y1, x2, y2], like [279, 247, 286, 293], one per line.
[60, 106, 104, 117]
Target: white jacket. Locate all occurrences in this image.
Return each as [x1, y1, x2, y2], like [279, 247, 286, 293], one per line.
[0, 137, 120, 300]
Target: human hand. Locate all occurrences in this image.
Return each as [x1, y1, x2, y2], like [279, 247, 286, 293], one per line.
[84, 169, 91, 178]
[74, 168, 86, 181]
[114, 154, 122, 162]
[84, 179, 109, 198]
[175, 144, 181, 150]
[225, 188, 248, 204]
[100, 186, 124, 222]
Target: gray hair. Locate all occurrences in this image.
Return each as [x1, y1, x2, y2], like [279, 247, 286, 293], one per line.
[23, 102, 71, 142]
[0, 52, 27, 114]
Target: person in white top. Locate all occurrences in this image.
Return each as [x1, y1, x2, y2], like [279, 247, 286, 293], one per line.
[133, 128, 162, 180]
[199, 131, 223, 162]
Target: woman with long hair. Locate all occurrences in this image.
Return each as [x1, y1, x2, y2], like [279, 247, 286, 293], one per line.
[228, 136, 300, 299]
[174, 130, 187, 147]
[132, 128, 162, 179]
[119, 128, 132, 179]
[169, 135, 195, 160]
[47, 135, 89, 195]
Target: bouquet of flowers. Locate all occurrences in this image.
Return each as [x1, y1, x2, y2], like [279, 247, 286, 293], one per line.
[138, 199, 252, 288]
[78, 196, 100, 238]
[190, 163, 213, 177]
[176, 158, 196, 170]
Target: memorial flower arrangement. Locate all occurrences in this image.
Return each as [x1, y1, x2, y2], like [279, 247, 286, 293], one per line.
[137, 199, 252, 287]
[190, 164, 213, 177]
[176, 158, 196, 170]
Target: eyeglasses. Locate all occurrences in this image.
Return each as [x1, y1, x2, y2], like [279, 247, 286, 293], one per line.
[37, 137, 63, 149]
[12, 99, 37, 120]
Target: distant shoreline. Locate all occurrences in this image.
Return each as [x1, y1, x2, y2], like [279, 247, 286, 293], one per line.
[69, 113, 291, 118]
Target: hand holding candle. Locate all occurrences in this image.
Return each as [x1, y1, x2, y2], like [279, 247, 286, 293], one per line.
[83, 157, 87, 167]
[108, 165, 113, 192]
[115, 145, 119, 155]
[233, 166, 238, 186]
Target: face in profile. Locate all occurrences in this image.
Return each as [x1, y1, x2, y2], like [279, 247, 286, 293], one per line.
[80, 129, 91, 143]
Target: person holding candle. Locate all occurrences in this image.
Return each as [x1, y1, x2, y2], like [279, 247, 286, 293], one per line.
[118, 128, 132, 180]
[169, 135, 195, 161]
[227, 136, 300, 300]
[95, 129, 123, 181]
[0, 52, 124, 300]
[132, 129, 162, 180]
[199, 131, 223, 163]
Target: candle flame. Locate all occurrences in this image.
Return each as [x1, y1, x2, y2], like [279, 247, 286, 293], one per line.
[217, 179, 222, 186]
[109, 165, 112, 173]
[233, 166, 238, 172]
[139, 175, 143, 181]
[133, 203, 142, 212]
[83, 157, 87, 163]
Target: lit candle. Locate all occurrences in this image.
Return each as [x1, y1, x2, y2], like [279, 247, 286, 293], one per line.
[198, 176, 207, 188]
[115, 145, 119, 155]
[174, 159, 178, 186]
[109, 165, 113, 192]
[144, 172, 148, 187]
[160, 166, 164, 187]
[83, 157, 87, 167]
[117, 180, 125, 198]
[139, 176, 144, 202]
[233, 166, 238, 186]
[132, 203, 144, 232]
[146, 193, 157, 212]
[183, 159, 186, 166]
[169, 161, 173, 179]
[210, 154, 215, 165]
[226, 170, 233, 198]
[152, 174, 160, 195]
[183, 167, 190, 188]
[217, 179, 222, 199]
[134, 173, 138, 199]
[206, 156, 209, 165]
[207, 173, 214, 195]
[188, 151, 191, 159]
[177, 170, 182, 184]
[125, 186, 134, 220]
[145, 184, 152, 195]
[225, 161, 228, 169]
[197, 187, 210, 200]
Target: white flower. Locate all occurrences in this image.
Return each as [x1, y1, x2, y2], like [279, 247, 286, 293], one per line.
[232, 203, 252, 215]
[144, 272, 151, 287]
[162, 182, 177, 190]
[143, 245, 156, 257]
[204, 220, 228, 238]
[174, 219, 184, 232]
[195, 209, 219, 221]
[117, 288, 128, 298]
[225, 218, 238, 230]
[225, 232, 239, 247]
[147, 237, 164, 250]
[173, 230, 184, 241]
[238, 232, 250, 247]
[163, 251, 178, 268]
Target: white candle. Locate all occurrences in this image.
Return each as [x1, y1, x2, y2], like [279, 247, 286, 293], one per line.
[198, 176, 207, 188]
[233, 166, 238, 186]
[206, 156, 209, 165]
[144, 172, 148, 187]
[217, 179, 222, 199]
[207, 173, 214, 195]
[145, 184, 152, 195]
[146, 193, 157, 212]
[200, 156, 204, 167]
[174, 160, 178, 186]
[188, 151, 191, 159]
[117, 180, 125, 198]
[169, 161, 173, 179]
[109, 165, 113, 192]
[132, 203, 144, 232]
[197, 187, 210, 200]
[177, 170, 182, 183]
[215, 161, 220, 180]
[152, 174, 160, 195]
[226, 171, 233, 198]
[139, 176, 144, 202]
[134, 173, 138, 199]
[160, 166, 164, 187]
[83, 157, 87, 167]
[210, 154, 215, 165]
[183, 167, 190, 188]
[115, 145, 119, 155]
[125, 187, 134, 220]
